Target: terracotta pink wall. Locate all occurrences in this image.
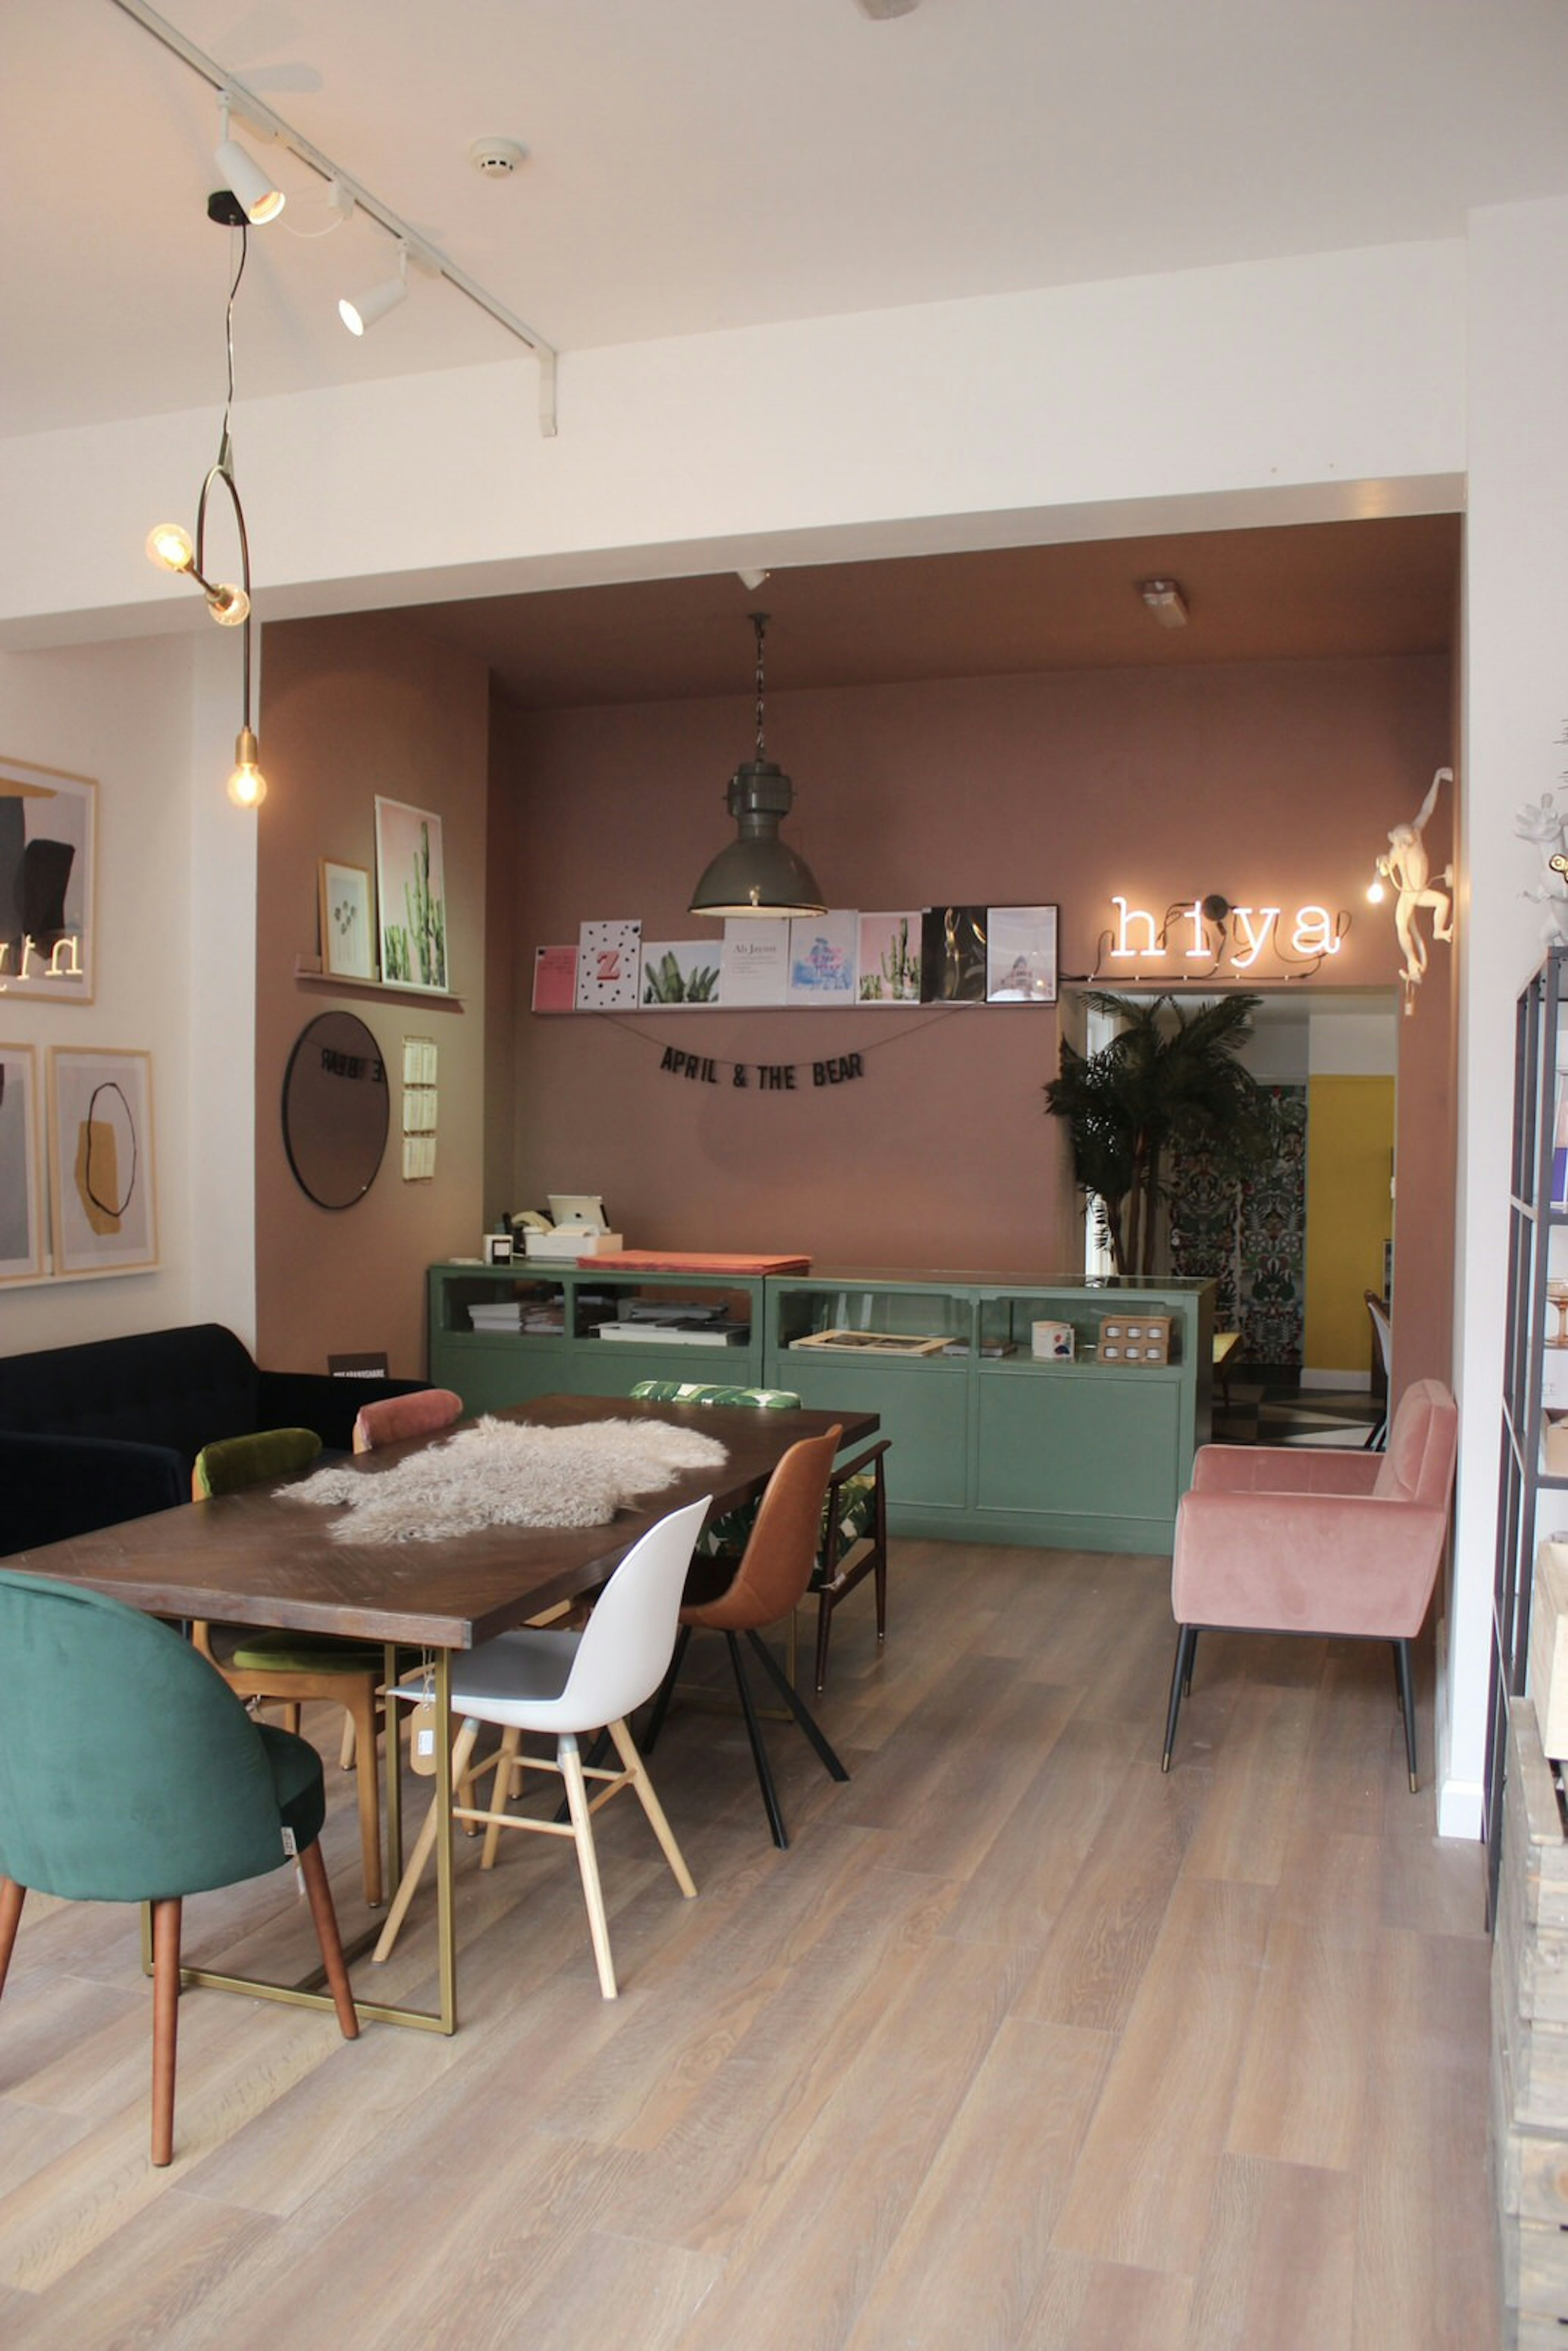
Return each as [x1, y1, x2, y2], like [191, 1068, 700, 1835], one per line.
[503, 657, 1455, 1284]
[254, 614, 490, 1376]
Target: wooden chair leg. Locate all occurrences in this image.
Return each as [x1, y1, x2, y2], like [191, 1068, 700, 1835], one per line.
[298, 1841, 360, 2038]
[480, 1726, 523, 1869]
[347, 1688, 383, 1908]
[0, 1877, 27, 1999]
[281, 1703, 301, 1736]
[150, 1896, 182, 2167]
[1394, 1639, 1419, 1792]
[1162, 1625, 1198, 1772]
[604, 1716, 697, 1897]
[371, 1719, 480, 1962]
[339, 1714, 357, 1772]
[559, 1733, 617, 1999]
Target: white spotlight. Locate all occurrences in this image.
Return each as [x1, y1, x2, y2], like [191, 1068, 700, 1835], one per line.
[340, 247, 409, 336]
[215, 97, 284, 225]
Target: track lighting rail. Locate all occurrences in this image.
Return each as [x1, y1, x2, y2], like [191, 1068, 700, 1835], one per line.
[107, 0, 560, 434]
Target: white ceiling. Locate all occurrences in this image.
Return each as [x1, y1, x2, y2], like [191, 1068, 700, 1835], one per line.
[9, 0, 1568, 440]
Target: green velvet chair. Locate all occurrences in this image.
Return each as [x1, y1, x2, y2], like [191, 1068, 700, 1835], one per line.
[629, 1382, 891, 1690]
[0, 1568, 359, 2167]
[191, 1427, 389, 1906]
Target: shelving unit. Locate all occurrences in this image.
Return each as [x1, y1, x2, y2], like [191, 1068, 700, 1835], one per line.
[763, 1269, 1214, 1550]
[1490, 948, 1568, 1907]
[428, 1262, 766, 1413]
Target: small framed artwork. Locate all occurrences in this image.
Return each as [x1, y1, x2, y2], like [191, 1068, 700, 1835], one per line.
[0, 1044, 44, 1284]
[319, 859, 375, 980]
[920, 906, 989, 1002]
[640, 940, 721, 1006]
[986, 905, 1060, 1003]
[858, 912, 922, 1003]
[0, 754, 96, 1003]
[375, 797, 449, 993]
[48, 1046, 158, 1278]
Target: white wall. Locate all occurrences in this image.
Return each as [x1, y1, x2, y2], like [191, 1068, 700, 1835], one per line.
[0, 631, 256, 1352]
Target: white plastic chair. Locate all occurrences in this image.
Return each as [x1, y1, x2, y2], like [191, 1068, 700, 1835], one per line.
[370, 1493, 710, 1998]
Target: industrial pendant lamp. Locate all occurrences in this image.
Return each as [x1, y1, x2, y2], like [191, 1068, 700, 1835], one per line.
[145, 196, 268, 808]
[688, 612, 826, 917]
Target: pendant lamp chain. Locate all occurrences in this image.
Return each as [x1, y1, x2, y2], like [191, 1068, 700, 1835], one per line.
[752, 611, 769, 762]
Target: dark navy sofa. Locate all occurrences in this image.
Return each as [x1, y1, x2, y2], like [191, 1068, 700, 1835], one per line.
[0, 1322, 425, 1557]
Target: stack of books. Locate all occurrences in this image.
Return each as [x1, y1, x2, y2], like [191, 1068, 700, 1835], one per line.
[469, 1302, 523, 1332]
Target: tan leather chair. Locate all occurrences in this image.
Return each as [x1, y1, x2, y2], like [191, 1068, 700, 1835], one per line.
[644, 1425, 851, 1847]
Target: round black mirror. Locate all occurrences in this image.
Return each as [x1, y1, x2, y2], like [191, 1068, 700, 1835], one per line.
[282, 1012, 389, 1209]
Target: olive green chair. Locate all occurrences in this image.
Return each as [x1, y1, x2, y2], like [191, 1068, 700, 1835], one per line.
[628, 1381, 891, 1690]
[191, 1427, 388, 1906]
[0, 1568, 358, 2166]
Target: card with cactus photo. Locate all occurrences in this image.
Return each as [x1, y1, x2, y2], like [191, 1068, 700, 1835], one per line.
[374, 799, 449, 993]
[857, 911, 922, 1004]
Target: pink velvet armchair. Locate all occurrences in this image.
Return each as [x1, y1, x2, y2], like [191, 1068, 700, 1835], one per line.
[1162, 1378, 1458, 1791]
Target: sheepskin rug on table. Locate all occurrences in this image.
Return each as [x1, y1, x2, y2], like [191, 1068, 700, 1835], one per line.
[281, 1415, 729, 1543]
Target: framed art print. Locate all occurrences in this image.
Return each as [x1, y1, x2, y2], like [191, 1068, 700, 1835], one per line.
[787, 911, 858, 1004]
[320, 859, 375, 980]
[986, 904, 1059, 1002]
[0, 754, 96, 1003]
[857, 911, 922, 1003]
[48, 1046, 158, 1278]
[374, 798, 449, 993]
[0, 1044, 43, 1283]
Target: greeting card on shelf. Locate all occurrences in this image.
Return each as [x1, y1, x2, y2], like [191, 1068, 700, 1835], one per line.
[532, 944, 579, 1013]
[575, 919, 641, 1011]
[858, 911, 922, 1003]
[720, 918, 789, 1006]
[787, 911, 858, 1004]
[640, 940, 721, 1006]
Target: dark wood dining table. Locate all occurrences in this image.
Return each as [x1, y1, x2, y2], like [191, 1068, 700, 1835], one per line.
[9, 1392, 877, 2033]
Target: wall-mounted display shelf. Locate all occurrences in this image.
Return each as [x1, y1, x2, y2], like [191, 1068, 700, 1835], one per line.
[294, 957, 466, 1010]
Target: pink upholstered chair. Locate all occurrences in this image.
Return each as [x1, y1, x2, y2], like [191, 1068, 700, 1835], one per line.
[352, 1387, 463, 1454]
[1162, 1378, 1458, 1792]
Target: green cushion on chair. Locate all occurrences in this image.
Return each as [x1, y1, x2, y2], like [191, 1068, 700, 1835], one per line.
[193, 1427, 322, 1498]
[628, 1381, 803, 1409]
[227, 1630, 384, 1674]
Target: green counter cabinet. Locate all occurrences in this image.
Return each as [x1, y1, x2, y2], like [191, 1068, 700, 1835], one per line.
[428, 1263, 768, 1413]
[762, 1269, 1215, 1551]
[428, 1261, 1214, 1551]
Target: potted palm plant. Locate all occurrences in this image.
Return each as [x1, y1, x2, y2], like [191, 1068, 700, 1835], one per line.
[1045, 991, 1269, 1275]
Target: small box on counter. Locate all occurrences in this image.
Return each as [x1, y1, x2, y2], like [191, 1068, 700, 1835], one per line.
[1097, 1313, 1172, 1366]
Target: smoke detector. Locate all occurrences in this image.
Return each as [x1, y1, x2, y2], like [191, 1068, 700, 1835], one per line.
[470, 137, 527, 179]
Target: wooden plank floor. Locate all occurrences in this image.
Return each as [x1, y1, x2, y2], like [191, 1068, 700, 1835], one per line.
[0, 1541, 1498, 2349]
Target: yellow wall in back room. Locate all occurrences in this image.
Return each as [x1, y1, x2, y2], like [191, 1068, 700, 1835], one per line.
[1304, 1074, 1395, 1377]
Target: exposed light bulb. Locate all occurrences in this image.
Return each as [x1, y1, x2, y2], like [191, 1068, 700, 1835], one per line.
[206, 582, 251, 627]
[147, 522, 194, 573]
[1367, 878, 1386, 904]
[227, 726, 267, 809]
